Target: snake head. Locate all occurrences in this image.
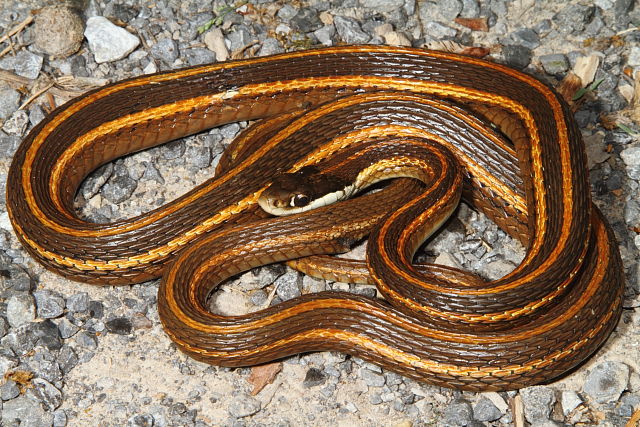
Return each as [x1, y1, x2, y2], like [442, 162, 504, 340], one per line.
[258, 166, 352, 216]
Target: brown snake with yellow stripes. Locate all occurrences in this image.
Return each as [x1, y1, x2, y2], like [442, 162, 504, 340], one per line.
[7, 45, 624, 391]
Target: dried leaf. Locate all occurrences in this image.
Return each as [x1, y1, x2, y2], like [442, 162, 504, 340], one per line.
[248, 362, 282, 395]
[454, 17, 489, 32]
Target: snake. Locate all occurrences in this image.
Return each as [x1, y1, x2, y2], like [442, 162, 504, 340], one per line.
[6, 45, 624, 391]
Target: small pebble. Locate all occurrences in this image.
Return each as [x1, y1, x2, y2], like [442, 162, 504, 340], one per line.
[13, 50, 44, 79]
[583, 361, 630, 403]
[66, 292, 90, 313]
[151, 38, 180, 64]
[105, 317, 133, 335]
[539, 53, 569, 74]
[85, 16, 140, 63]
[275, 272, 302, 301]
[33, 290, 65, 319]
[560, 390, 583, 415]
[520, 386, 556, 424]
[228, 394, 261, 418]
[360, 0, 405, 12]
[2, 110, 30, 136]
[360, 368, 386, 387]
[334, 16, 370, 44]
[0, 89, 20, 120]
[441, 399, 474, 427]
[303, 367, 327, 388]
[473, 397, 503, 422]
[1, 379, 20, 400]
[6, 294, 36, 328]
[2, 394, 53, 426]
[31, 378, 63, 410]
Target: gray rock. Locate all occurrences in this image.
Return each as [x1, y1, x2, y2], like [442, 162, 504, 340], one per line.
[227, 26, 254, 52]
[621, 146, 640, 180]
[85, 16, 140, 63]
[290, 8, 322, 32]
[57, 345, 79, 374]
[249, 289, 267, 306]
[33, 320, 63, 351]
[161, 140, 186, 160]
[104, 3, 139, 22]
[31, 378, 62, 410]
[1, 379, 20, 400]
[228, 394, 261, 418]
[7, 294, 36, 327]
[105, 317, 133, 335]
[320, 383, 336, 398]
[81, 163, 114, 200]
[76, 331, 98, 349]
[628, 47, 640, 68]
[502, 44, 532, 69]
[529, 421, 562, 427]
[220, 123, 241, 140]
[583, 361, 630, 403]
[88, 300, 104, 318]
[128, 414, 154, 426]
[2, 394, 53, 427]
[561, 390, 582, 415]
[29, 358, 62, 384]
[257, 38, 284, 57]
[360, 0, 405, 13]
[0, 353, 18, 377]
[473, 397, 503, 422]
[0, 132, 21, 159]
[0, 317, 7, 338]
[58, 317, 80, 340]
[369, 392, 383, 404]
[440, 399, 474, 427]
[314, 25, 336, 46]
[2, 110, 29, 136]
[33, 290, 65, 319]
[360, 368, 386, 387]
[2, 265, 32, 291]
[53, 409, 67, 427]
[66, 292, 90, 313]
[302, 275, 326, 293]
[423, 21, 457, 39]
[616, 393, 640, 417]
[553, 4, 595, 35]
[275, 272, 302, 301]
[13, 50, 43, 79]
[509, 28, 540, 50]
[334, 16, 370, 44]
[460, 0, 481, 18]
[303, 367, 327, 388]
[0, 89, 20, 120]
[520, 386, 556, 424]
[277, 4, 298, 20]
[437, 0, 463, 20]
[539, 54, 569, 75]
[28, 104, 46, 127]
[151, 38, 179, 64]
[183, 48, 216, 66]
[102, 174, 138, 204]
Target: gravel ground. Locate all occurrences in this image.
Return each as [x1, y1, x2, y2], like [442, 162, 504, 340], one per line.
[1, 0, 640, 426]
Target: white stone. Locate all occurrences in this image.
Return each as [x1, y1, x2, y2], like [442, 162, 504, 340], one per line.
[84, 16, 140, 63]
[204, 27, 228, 62]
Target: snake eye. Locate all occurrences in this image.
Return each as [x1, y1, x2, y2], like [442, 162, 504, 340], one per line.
[291, 194, 310, 207]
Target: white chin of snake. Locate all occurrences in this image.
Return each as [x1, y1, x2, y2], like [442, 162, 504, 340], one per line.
[258, 185, 356, 216]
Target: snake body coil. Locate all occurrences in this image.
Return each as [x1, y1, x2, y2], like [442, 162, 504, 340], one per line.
[7, 46, 623, 391]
